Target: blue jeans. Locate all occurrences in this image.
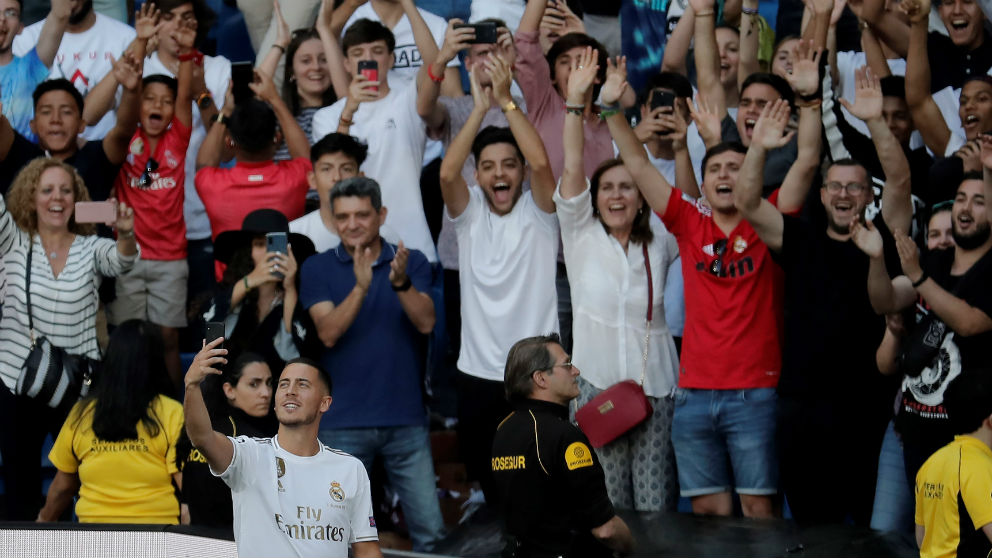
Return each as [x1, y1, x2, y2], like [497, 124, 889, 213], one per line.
[870, 420, 914, 534]
[318, 425, 446, 552]
[672, 388, 778, 497]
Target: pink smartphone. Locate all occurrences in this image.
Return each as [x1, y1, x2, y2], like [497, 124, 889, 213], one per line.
[358, 60, 378, 93]
[74, 201, 117, 224]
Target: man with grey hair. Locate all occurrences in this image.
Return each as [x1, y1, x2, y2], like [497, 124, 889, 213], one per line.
[299, 176, 446, 552]
[492, 334, 634, 558]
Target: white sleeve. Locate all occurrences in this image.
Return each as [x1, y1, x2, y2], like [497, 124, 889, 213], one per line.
[216, 435, 261, 491]
[448, 186, 482, 230]
[348, 459, 379, 543]
[553, 178, 595, 246]
[312, 104, 344, 144]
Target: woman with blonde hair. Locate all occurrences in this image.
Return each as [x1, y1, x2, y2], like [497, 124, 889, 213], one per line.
[0, 157, 138, 521]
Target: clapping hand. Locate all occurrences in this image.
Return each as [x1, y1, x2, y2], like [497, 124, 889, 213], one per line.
[272, 0, 290, 50]
[850, 218, 883, 258]
[900, 0, 931, 24]
[484, 54, 514, 106]
[468, 68, 491, 114]
[389, 241, 410, 288]
[894, 229, 924, 284]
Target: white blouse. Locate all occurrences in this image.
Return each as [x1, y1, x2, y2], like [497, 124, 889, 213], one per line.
[0, 195, 138, 391]
[555, 182, 680, 397]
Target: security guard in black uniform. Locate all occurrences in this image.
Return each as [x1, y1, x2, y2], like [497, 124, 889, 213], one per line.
[492, 334, 634, 558]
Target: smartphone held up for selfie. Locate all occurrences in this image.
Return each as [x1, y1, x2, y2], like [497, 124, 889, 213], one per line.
[266, 232, 288, 280]
[205, 321, 225, 348]
[74, 201, 117, 224]
[231, 61, 254, 105]
[650, 90, 676, 112]
[358, 60, 379, 93]
[454, 22, 498, 44]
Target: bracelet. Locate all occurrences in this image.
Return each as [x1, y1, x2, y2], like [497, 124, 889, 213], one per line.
[798, 91, 821, 102]
[243, 276, 252, 291]
[214, 113, 227, 125]
[272, 43, 286, 52]
[339, 114, 354, 126]
[501, 100, 520, 113]
[566, 107, 584, 116]
[565, 102, 586, 110]
[599, 104, 621, 119]
[797, 98, 822, 109]
[196, 92, 213, 110]
[177, 49, 203, 65]
[741, 6, 759, 14]
[118, 230, 134, 239]
[427, 63, 445, 83]
[391, 276, 412, 292]
[912, 271, 929, 288]
[694, 10, 714, 17]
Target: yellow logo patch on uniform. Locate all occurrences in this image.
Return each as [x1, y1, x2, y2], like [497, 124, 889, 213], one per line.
[565, 442, 593, 470]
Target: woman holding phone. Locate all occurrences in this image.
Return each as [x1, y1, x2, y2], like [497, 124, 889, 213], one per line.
[0, 157, 138, 521]
[213, 209, 319, 373]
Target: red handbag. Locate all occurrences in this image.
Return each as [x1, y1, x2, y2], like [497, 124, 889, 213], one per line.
[575, 244, 654, 448]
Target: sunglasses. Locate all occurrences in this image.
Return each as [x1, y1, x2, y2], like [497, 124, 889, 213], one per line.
[710, 238, 728, 277]
[138, 157, 159, 189]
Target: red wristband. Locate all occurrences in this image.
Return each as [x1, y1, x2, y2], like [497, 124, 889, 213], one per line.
[178, 50, 203, 65]
[427, 63, 444, 83]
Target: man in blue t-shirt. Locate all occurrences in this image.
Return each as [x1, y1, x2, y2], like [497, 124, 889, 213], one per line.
[299, 176, 446, 553]
[0, 0, 70, 142]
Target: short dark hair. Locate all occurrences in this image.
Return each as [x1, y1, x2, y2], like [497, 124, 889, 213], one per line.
[962, 170, 985, 184]
[330, 176, 383, 211]
[716, 23, 739, 36]
[590, 158, 653, 245]
[944, 368, 992, 434]
[229, 98, 277, 154]
[638, 72, 693, 108]
[825, 157, 867, 181]
[311, 133, 368, 166]
[342, 19, 395, 54]
[283, 357, 333, 395]
[700, 142, 747, 180]
[504, 333, 561, 403]
[740, 72, 795, 110]
[880, 76, 906, 100]
[33, 79, 84, 114]
[149, 0, 216, 47]
[472, 126, 524, 167]
[546, 33, 608, 98]
[142, 74, 178, 97]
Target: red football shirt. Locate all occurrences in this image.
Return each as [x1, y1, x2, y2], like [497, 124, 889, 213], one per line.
[115, 117, 192, 261]
[195, 158, 312, 277]
[661, 188, 783, 390]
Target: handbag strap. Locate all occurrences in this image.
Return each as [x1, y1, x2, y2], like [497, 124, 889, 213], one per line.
[25, 237, 35, 346]
[640, 243, 653, 386]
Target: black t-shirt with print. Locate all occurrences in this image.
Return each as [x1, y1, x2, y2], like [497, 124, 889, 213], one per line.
[1, 132, 118, 201]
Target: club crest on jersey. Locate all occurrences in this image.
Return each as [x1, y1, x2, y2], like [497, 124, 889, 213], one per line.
[276, 457, 286, 478]
[733, 236, 747, 254]
[330, 481, 346, 502]
[129, 137, 144, 156]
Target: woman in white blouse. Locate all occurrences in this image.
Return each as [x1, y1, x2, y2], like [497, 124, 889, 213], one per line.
[0, 157, 137, 521]
[557, 50, 681, 511]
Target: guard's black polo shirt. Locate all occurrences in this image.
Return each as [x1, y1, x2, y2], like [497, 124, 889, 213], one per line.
[492, 398, 615, 558]
[929, 30, 992, 93]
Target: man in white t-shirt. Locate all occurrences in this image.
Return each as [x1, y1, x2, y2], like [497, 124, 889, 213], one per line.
[13, 0, 134, 140]
[312, 19, 438, 263]
[184, 345, 383, 558]
[438, 55, 558, 503]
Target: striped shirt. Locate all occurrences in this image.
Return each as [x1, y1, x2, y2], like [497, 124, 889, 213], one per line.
[0, 195, 139, 391]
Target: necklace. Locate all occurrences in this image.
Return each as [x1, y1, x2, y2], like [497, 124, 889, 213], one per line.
[49, 251, 58, 260]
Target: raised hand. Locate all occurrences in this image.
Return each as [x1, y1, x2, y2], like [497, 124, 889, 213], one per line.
[785, 40, 822, 98]
[353, 245, 374, 292]
[346, 73, 379, 109]
[839, 66, 883, 122]
[273, 0, 290, 50]
[389, 241, 410, 288]
[751, 98, 796, 150]
[495, 26, 517, 66]
[956, 139, 982, 173]
[600, 56, 628, 106]
[247, 250, 283, 287]
[115, 200, 135, 232]
[281, 246, 298, 290]
[185, 337, 228, 388]
[565, 46, 598, 105]
[634, 107, 673, 142]
[850, 219, 883, 258]
[468, 68, 491, 113]
[894, 229, 923, 283]
[112, 53, 143, 91]
[485, 54, 514, 106]
[172, 19, 197, 53]
[134, 2, 163, 41]
[687, 0, 716, 15]
[900, 0, 930, 24]
[541, 0, 586, 38]
[439, 19, 475, 65]
[665, 103, 691, 149]
[830, 0, 848, 25]
[979, 133, 992, 169]
[249, 69, 280, 104]
[688, 95, 722, 146]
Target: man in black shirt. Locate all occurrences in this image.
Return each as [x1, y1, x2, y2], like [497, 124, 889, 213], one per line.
[0, 60, 140, 198]
[735, 68, 912, 526]
[862, 156, 992, 485]
[492, 334, 633, 558]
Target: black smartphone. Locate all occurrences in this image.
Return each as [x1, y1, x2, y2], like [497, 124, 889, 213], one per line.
[266, 232, 288, 280]
[455, 22, 498, 44]
[651, 90, 676, 112]
[357, 60, 379, 93]
[231, 61, 254, 105]
[205, 322, 225, 348]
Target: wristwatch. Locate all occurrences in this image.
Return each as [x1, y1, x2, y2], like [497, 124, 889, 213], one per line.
[214, 113, 228, 125]
[501, 100, 519, 114]
[196, 92, 214, 111]
[391, 277, 413, 292]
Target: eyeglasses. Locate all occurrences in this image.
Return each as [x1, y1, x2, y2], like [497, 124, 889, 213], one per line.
[555, 360, 574, 371]
[710, 238, 728, 277]
[823, 182, 868, 195]
[0, 8, 19, 20]
[138, 157, 159, 188]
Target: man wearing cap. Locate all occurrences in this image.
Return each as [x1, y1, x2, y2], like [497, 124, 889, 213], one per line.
[299, 176, 446, 552]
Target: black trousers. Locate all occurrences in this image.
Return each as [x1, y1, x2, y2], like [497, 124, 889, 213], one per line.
[456, 371, 511, 505]
[0, 385, 71, 520]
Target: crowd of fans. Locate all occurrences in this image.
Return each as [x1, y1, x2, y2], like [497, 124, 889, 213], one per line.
[2, 0, 992, 553]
